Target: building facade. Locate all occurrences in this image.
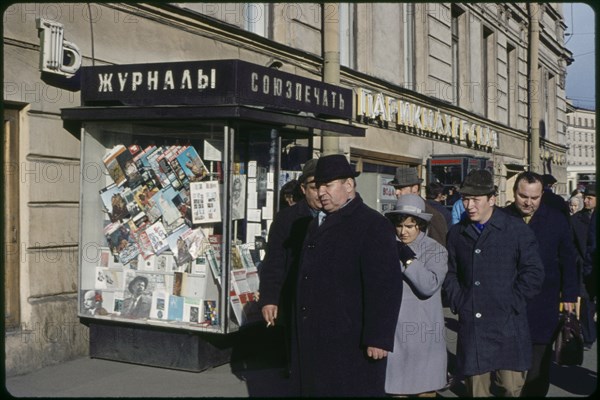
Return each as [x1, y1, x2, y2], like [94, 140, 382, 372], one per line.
[3, 2, 572, 375]
[566, 102, 596, 194]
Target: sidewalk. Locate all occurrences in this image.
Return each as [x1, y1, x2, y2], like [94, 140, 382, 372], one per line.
[5, 311, 598, 397]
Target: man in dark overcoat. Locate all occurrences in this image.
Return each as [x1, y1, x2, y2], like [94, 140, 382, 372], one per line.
[571, 185, 596, 347]
[258, 159, 320, 376]
[502, 171, 578, 397]
[443, 169, 544, 397]
[291, 154, 403, 397]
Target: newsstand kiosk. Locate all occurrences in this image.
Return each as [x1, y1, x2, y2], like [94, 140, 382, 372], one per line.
[61, 59, 364, 371]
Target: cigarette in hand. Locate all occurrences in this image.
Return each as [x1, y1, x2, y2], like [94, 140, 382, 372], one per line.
[266, 321, 272, 327]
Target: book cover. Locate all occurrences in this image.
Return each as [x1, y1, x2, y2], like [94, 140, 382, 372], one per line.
[231, 174, 246, 220]
[167, 295, 184, 321]
[150, 291, 168, 320]
[183, 297, 202, 323]
[203, 300, 218, 326]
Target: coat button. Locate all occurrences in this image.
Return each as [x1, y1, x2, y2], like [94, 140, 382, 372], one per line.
[475, 249, 481, 254]
[301, 306, 307, 312]
[475, 312, 482, 318]
[307, 244, 315, 249]
[303, 274, 309, 280]
[474, 281, 481, 286]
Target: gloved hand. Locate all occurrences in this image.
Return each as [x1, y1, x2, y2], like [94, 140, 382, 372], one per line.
[397, 242, 417, 265]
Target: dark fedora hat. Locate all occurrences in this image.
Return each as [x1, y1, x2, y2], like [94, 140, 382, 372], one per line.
[584, 185, 596, 197]
[298, 158, 318, 183]
[542, 174, 557, 187]
[128, 275, 149, 293]
[460, 169, 495, 196]
[390, 166, 423, 188]
[314, 154, 360, 184]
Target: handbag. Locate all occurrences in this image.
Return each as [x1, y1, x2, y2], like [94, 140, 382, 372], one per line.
[553, 311, 584, 366]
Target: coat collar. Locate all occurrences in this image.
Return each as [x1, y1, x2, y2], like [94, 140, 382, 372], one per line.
[308, 192, 365, 236]
[459, 207, 508, 242]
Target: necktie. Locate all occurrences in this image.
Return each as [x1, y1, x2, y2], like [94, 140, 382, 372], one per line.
[318, 211, 327, 226]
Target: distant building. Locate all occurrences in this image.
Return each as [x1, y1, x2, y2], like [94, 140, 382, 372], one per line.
[566, 102, 596, 193]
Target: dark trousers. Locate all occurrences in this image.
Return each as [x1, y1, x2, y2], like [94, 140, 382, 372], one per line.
[521, 344, 552, 397]
[580, 294, 597, 345]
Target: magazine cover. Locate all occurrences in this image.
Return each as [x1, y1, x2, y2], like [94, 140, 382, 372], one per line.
[116, 147, 144, 188]
[100, 184, 130, 222]
[177, 146, 209, 182]
[166, 225, 193, 266]
[145, 221, 169, 255]
[102, 145, 127, 186]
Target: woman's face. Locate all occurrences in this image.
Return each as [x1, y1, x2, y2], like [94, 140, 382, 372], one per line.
[395, 216, 420, 244]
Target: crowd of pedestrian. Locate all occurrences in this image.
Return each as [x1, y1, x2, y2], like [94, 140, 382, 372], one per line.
[258, 156, 597, 397]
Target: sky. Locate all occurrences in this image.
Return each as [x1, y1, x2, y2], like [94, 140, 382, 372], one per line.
[563, 3, 596, 110]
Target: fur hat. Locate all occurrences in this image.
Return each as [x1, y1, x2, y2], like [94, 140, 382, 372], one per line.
[460, 169, 495, 196]
[390, 166, 423, 188]
[314, 154, 360, 184]
[384, 194, 432, 222]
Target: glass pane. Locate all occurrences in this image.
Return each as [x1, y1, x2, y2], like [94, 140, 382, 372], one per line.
[79, 121, 227, 333]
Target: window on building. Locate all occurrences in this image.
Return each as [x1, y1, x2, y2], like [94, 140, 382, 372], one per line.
[339, 3, 355, 69]
[567, 115, 570, 124]
[4, 106, 20, 330]
[584, 118, 588, 127]
[482, 26, 494, 118]
[244, 3, 269, 37]
[451, 5, 466, 106]
[507, 43, 517, 126]
[402, 3, 416, 90]
[579, 117, 582, 126]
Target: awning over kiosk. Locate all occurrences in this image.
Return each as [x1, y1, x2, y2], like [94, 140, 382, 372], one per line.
[61, 104, 366, 138]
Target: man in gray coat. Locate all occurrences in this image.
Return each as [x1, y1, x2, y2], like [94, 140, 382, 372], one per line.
[442, 169, 544, 397]
[292, 154, 403, 397]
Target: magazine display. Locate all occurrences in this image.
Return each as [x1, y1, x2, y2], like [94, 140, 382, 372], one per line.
[86, 142, 282, 330]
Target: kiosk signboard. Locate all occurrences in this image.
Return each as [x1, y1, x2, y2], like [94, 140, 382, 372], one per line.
[82, 59, 353, 119]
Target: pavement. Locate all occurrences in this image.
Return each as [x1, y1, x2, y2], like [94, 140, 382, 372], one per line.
[4, 309, 598, 398]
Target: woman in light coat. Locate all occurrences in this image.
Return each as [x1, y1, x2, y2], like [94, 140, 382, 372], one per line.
[384, 194, 448, 397]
